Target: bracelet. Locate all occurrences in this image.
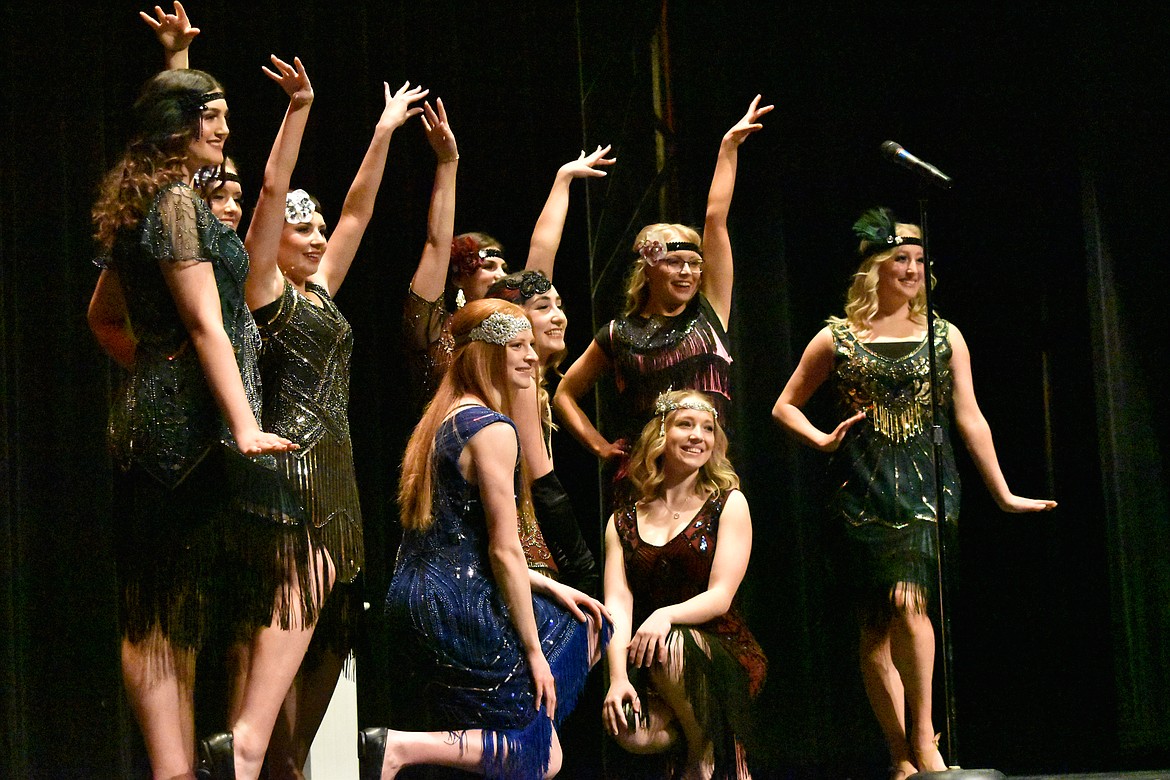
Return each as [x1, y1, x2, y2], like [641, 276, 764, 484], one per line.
[439, 155, 460, 163]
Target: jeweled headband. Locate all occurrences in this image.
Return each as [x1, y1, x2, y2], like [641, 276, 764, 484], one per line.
[178, 90, 225, 140]
[653, 391, 717, 435]
[458, 312, 532, 346]
[285, 189, 317, 224]
[450, 237, 505, 278]
[193, 165, 240, 191]
[637, 239, 703, 265]
[488, 270, 553, 304]
[852, 207, 922, 256]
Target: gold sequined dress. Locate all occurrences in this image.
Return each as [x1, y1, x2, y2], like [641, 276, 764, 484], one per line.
[828, 318, 960, 616]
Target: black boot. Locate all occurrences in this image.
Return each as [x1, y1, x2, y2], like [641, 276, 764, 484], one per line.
[358, 727, 388, 780]
[532, 471, 599, 596]
[196, 732, 235, 780]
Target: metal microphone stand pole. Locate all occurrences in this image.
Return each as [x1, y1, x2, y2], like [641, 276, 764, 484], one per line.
[910, 182, 1003, 780]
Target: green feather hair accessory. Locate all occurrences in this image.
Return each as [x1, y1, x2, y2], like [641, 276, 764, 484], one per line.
[852, 207, 922, 255]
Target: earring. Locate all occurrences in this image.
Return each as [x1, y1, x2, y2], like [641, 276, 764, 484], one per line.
[455, 288, 467, 308]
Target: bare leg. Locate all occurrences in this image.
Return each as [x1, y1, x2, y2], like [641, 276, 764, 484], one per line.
[610, 695, 681, 756]
[645, 631, 713, 780]
[887, 583, 946, 772]
[121, 632, 198, 780]
[230, 549, 333, 780]
[858, 621, 915, 778]
[381, 727, 563, 779]
[267, 648, 347, 780]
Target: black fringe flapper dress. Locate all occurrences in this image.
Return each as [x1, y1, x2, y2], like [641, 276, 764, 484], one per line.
[255, 279, 365, 657]
[102, 183, 308, 658]
[614, 490, 767, 779]
[828, 319, 960, 621]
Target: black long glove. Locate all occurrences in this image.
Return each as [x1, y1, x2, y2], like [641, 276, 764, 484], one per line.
[531, 471, 599, 596]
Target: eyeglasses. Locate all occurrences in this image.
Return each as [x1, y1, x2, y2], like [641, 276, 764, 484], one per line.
[661, 257, 704, 272]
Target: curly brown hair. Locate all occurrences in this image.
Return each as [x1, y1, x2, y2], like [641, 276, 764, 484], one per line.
[92, 69, 225, 252]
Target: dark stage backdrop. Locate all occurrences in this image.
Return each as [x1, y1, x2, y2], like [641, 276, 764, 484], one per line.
[2, 2, 1167, 777]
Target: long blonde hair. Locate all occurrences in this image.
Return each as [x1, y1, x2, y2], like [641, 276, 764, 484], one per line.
[398, 299, 534, 531]
[829, 222, 929, 335]
[622, 223, 703, 316]
[626, 390, 739, 502]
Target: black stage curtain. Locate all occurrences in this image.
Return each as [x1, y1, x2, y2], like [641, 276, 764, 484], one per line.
[2, 2, 1166, 777]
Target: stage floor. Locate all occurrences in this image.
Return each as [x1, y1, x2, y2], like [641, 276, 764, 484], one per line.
[1009, 773, 1169, 779]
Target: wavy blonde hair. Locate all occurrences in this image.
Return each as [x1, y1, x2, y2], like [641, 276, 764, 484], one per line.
[398, 299, 534, 532]
[93, 69, 225, 251]
[829, 222, 931, 335]
[622, 223, 703, 316]
[626, 390, 739, 502]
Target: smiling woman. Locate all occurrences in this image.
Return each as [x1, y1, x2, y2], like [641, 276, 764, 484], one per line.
[87, 66, 308, 780]
[602, 390, 766, 780]
[770, 207, 1057, 779]
[553, 96, 771, 497]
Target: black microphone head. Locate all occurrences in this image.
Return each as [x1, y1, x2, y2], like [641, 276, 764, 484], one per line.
[880, 140, 903, 157]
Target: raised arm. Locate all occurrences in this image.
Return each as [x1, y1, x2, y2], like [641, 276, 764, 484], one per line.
[525, 145, 615, 279]
[627, 490, 753, 668]
[88, 269, 137, 369]
[771, 327, 865, 452]
[140, 2, 199, 70]
[314, 81, 427, 296]
[552, 340, 627, 459]
[409, 99, 460, 302]
[243, 55, 314, 311]
[601, 516, 640, 736]
[948, 325, 1057, 513]
[467, 421, 558, 719]
[702, 95, 773, 328]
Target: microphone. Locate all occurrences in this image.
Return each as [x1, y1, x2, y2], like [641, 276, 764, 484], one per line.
[881, 141, 953, 189]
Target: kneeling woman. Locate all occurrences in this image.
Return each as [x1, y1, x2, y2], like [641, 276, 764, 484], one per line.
[367, 299, 608, 780]
[603, 390, 767, 779]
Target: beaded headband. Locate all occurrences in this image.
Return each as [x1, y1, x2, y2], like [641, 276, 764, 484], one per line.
[193, 165, 240, 191]
[637, 239, 703, 265]
[450, 238, 505, 278]
[459, 312, 532, 346]
[285, 189, 317, 224]
[653, 391, 717, 435]
[488, 270, 552, 303]
[178, 90, 225, 140]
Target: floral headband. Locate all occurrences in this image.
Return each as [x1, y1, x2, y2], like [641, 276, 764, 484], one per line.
[487, 270, 552, 304]
[285, 189, 316, 224]
[457, 311, 532, 346]
[636, 239, 703, 265]
[653, 391, 717, 435]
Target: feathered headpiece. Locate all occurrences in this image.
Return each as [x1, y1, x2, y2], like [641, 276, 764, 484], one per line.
[852, 207, 922, 256]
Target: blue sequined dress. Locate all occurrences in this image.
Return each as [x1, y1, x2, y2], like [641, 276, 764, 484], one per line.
[386, 406, 596, 779]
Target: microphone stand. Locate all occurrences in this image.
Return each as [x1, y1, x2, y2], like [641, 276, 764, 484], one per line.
[917, 186, 958, 762]
[909, 180, 1003, 780]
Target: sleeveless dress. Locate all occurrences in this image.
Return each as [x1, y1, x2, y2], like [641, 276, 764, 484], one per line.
[101, 182, 306, 653]
[255, 279, 365, 654]
[827, 319, 960, 619]
[613, 490, 766, 779]
[385, 406, 597, 780]
[402, 289, 558, 572]
[595, 293, 732, 448]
